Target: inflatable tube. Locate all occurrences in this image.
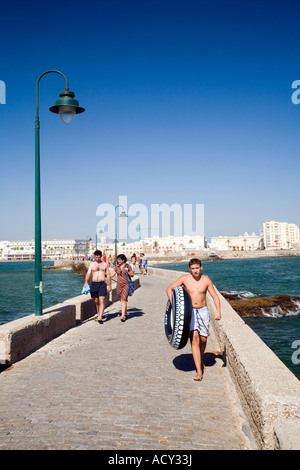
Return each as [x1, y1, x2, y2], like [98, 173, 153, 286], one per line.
[165, 286, 192, 350]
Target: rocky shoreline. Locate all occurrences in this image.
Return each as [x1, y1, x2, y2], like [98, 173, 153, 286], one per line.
[221, 292, 300, 318]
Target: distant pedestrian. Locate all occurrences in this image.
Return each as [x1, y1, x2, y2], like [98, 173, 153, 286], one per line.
[130, 253, 137, 274]
[140, 252, 148, 275]
[138, 254, 142, 272]
[84, 250, 111, 323]
[110, 254, 134, 322]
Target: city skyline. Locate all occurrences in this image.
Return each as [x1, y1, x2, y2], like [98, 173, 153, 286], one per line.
[1, 217, 299, 244]
[1, 1, 300, 242]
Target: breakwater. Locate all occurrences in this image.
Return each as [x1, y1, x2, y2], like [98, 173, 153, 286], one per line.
[0, 274, 253, 451]
[0, 265, 299, 449]
[0, 276, 140, 366]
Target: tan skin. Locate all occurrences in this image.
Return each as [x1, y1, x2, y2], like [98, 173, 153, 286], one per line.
[166, 263, 221, 381]
[84, 254, 111, 322]
[110, 257, 134, 321]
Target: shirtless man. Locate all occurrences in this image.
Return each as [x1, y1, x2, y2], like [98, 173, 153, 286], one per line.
[166, 258, 221, 381]
[84, 250, 111, 323]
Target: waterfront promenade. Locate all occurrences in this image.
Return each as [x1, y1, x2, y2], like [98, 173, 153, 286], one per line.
[0, 274, 255, 450]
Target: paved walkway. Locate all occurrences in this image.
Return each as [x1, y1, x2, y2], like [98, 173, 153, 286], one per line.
[0, 275, 256, 450]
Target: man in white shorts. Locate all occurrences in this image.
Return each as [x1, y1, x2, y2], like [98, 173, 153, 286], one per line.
[166, 258, 221, 381]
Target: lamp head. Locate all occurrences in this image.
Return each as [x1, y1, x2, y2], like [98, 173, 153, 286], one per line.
[49, 89, 85, 124]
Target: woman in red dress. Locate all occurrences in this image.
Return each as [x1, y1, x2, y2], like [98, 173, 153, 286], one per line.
[111, 254, 134, 321]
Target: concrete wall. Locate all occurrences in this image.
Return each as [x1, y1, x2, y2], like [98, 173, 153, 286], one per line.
[0, 278, 140, 367]
[0, 303, 76, 366]
[147, 266, 300, 450]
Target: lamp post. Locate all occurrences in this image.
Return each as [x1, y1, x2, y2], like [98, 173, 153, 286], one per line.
[86, 236, 92, 259]
[96, 228, 104, 251]
[35, 70, 85, 316]
[114, 205, 127, 265]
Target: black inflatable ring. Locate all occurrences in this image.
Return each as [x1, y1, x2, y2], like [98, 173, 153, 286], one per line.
[165, 286, 192, 350]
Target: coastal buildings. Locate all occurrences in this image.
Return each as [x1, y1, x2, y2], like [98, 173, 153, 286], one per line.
[209, 222, 300, 252]
[261, 221, 300, 250]
[1, 221, 299, 261]
[0, 239, 93, 261]
[210, 233, 260, 251]
[0, 235, 206, 260]
[96, 235, 206, 258]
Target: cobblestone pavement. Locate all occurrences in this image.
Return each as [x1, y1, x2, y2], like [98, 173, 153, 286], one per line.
[0, 275, 256, 450]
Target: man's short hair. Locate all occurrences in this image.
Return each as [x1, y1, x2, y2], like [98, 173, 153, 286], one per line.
[189, 258, 202, 267]
[94, 250, 102, 257]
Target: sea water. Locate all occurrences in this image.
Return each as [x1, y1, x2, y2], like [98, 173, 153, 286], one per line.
[0, 261, 85, 325]
[156, 257, 300, 380]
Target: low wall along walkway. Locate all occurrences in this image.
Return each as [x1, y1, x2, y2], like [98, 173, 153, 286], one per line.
[0, 278, 140, 366]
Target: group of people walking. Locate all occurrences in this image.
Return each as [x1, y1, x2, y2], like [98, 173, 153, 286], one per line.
[84, 250, 221, 382]
[83, 250, 147, 323]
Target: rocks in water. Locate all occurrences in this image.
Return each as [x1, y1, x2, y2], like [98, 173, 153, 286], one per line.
[221, 292, 300, 318]
[43, 261, 88, 275]
[43, 265, 63, 270]
[71, 262, 88, 275]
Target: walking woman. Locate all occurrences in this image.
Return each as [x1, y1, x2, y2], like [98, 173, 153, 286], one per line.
[111, 254, 134, 322]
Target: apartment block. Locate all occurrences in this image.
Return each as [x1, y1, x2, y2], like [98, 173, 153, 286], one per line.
[261, 221, 300, 250]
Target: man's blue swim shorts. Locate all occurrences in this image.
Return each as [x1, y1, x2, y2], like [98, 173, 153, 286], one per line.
[90, 281, 107, 298]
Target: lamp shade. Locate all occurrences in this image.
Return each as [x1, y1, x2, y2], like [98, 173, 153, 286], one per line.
[49, 89, 85, 123]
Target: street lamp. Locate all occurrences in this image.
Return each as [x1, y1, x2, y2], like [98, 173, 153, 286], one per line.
[114, 205, 127, 264]
[96, 228, 104, 250]
[35, 70, 85, 316]
[86, 236, 92, 259]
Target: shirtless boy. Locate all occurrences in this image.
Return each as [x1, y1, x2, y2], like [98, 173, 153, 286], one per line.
[166, 258, 221, 381]
[84, 250, 111, 323]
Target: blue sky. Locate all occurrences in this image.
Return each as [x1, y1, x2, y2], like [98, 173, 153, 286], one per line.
[1, 0, 300, 243]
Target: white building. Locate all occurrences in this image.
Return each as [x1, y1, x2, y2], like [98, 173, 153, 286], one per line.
[0, 239, 94, 261]
[261, 221, 300, 250]
[96, 235, 206, 258]
[143, 235, 205, 253]
[0, 241, 10, 259]
[210, 233, 260, 251]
